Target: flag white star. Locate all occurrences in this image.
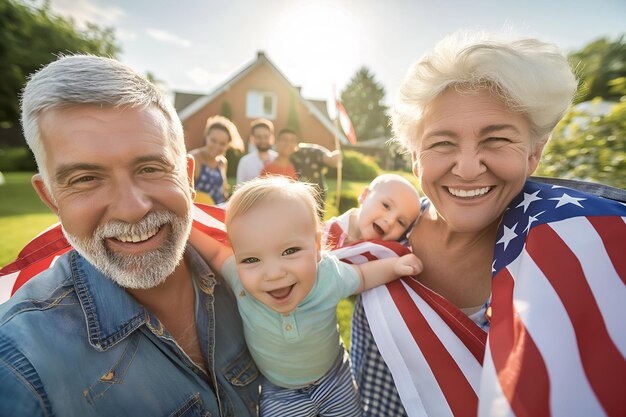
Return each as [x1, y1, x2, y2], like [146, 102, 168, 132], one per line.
[549, 193, 586, 208]
[516, 190, 542, 213]
[523, 210, 545, 233]
[497, 222, 518, 251]
[492, 260, 496, 273]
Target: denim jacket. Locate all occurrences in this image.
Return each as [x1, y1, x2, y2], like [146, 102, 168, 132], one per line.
[0, 247, 260, 416]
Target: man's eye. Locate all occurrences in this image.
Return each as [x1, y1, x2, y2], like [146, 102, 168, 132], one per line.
[382, 202, 390, 209]
[241, 257, 259, 264]
[398, 219, 406, 227]
[282, 247, 300, 256]
[140, 166, 162, 174]
[71, 175, 96, 185]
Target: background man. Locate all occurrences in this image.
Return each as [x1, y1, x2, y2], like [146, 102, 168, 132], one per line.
[236, 118, 277, 184]
[0, 55, 260, 416]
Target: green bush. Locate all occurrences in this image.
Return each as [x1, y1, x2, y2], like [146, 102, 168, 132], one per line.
[328, 149, 381, 182]
[0, 147, 37, 171]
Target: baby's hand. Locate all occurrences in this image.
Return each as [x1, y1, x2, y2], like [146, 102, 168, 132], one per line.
[394, 253, 423, 277]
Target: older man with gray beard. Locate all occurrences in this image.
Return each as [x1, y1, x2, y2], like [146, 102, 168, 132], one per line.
[0, 55, 260, 416]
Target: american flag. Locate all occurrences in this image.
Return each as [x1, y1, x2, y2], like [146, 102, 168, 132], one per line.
[357, 180, 626, 417]
[2, 182, 625, 417]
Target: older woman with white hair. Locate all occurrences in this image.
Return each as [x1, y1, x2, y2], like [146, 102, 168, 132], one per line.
[349, 29, 626, 417]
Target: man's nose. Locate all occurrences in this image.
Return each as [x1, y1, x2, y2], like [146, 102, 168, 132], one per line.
[108, 180, 152, 224]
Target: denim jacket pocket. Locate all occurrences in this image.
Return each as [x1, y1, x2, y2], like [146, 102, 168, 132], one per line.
[168, 393, 212, 417]
[221, 347, 259, 387]
[220, 347, 260, 415]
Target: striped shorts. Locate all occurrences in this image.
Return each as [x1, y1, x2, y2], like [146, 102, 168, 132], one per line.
[260, 349, 362, 417]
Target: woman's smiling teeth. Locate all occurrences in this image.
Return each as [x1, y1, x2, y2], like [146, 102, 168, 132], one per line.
[447, 186, 492, 198]
[116, 226, 160, 243]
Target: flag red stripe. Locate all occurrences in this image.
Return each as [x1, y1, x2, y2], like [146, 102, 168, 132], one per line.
[388, 280, 479, 417]
[400, 277, 487, 363]
[490, 268, 551, 417]
[325, 222, 344, 250]
[587, 216, 626, 286]
[12, 249, 70, 294]
[0, 225, 68, 275]
[527, 224, 626, 416]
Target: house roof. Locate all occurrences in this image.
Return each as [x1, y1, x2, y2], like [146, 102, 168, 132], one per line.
[177, 51, 349, 144]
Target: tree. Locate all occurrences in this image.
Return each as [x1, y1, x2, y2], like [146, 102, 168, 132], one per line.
[0, 0, 120, 128]
[533, 35, 626, 188]
[569, 35, 626, 104]
[537, 99, 626, 189]
[340, 67, 390, 141]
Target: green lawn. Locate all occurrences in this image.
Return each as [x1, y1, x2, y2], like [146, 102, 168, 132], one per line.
[0, 172, 58, 266]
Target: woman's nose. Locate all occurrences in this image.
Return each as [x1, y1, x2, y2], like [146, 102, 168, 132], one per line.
[451, 148, 486, 179]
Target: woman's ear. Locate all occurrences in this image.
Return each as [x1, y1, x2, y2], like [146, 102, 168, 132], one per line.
[527, 139, 547, 176]
[411, 151, 420, 179]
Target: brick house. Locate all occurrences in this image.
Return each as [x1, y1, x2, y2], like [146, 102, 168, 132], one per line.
[174, 51, 349, 153]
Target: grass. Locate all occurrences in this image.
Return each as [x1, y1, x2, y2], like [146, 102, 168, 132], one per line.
[0, 170, 416, 347]
[0, 172, 58, 266]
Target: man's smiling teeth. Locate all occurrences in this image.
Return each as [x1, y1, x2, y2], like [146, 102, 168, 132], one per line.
[447, 186, 491, 198]
[116, 227, 159, 243]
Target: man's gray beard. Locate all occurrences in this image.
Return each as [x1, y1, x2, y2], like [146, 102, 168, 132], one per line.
[63, 210, 192, 289]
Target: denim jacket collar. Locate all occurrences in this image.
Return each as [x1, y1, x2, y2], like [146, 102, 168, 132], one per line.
[70, 250, 148, 351]
[70, 247, 219, 353]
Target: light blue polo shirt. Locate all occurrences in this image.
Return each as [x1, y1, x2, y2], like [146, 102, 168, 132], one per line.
[222, 253, 360, 388]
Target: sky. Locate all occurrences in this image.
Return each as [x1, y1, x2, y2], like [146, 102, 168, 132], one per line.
[40, 0, 625, 108]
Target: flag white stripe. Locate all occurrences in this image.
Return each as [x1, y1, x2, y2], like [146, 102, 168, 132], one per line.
[0, 271, 19, 304]
[192, 205, 226, 231]
[405, 281, 483, 395]
[363, 287, 434, 417]
[549, 217, 626, 357]
[508, 251, 606, 417]
[478, 342, 515, 417]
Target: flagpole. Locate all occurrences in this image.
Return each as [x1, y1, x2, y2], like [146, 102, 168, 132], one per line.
[332, 85, 343, 211]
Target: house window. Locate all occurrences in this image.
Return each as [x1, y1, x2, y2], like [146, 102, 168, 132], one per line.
[246, 90, 277, 119]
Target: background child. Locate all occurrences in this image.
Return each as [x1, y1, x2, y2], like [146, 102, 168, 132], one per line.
[190, 176, 422, 417]
[323, 173, 422, 249]
[260, 128, 298, 179]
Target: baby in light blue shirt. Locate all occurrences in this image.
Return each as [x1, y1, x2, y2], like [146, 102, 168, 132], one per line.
[191, 176, 422, 417]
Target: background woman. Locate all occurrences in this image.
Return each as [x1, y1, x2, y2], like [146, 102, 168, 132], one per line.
[191, 115, 243, 205]
[349, 29, 626, 417]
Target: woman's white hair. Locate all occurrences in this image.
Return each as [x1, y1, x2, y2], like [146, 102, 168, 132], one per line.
[21, 54, 185, 190]
[392, 29, 578, 151]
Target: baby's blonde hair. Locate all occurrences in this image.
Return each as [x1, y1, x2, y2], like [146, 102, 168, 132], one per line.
[368, 173, 418, 194]
[226, 177, 321, 235]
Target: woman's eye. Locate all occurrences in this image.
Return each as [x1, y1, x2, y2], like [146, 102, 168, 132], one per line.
[430, 140, 454, 148]
[485, 137, 511, 144]
[241, 257, 259, 264]
[283, 247, 300, 256]
[382, 202, 390, 209]
[398, 219, 406, 227]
